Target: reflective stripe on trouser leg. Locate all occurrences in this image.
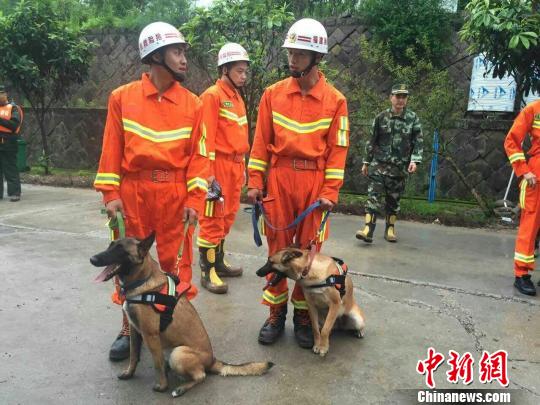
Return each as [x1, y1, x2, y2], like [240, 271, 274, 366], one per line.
[262, 274, 289, 306]
[291, 283, 307, 310]
[514, 167, 540, 277]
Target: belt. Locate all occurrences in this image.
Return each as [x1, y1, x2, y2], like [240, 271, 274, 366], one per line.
[124, 169, 185, 183]
[215, 151, 245, 163]
[272, 156, 324, 171]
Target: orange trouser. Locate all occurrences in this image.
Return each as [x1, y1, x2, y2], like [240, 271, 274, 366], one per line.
[261, 159, 329, 309]
[514, 155, 540, 276]
[197, 156, 245, 247]
[111, 173, 198, 304]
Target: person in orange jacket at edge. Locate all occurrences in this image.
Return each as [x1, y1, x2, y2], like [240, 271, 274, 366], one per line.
[504, 99, 540, 296]
[93, 22, 209, 361]
[247, 18, 350, 348]
[196, 43, 250, 294]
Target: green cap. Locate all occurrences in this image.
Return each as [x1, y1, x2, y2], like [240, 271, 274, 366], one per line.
[0, 85, 5, 93]
[391, 83, 409, 95]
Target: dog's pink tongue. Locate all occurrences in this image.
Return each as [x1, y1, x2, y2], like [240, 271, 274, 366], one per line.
[94, 265, 115, 282]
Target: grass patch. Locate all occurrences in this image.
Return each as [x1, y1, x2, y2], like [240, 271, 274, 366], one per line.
[336, 192, 491, 227]
[29, 166, 96, 177]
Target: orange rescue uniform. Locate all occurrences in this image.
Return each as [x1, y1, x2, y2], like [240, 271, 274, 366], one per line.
[504, 100, 540, 276]
[247, 72, 349, 309]
[94, 73, 209, 302]
[197, 79, 249, 248]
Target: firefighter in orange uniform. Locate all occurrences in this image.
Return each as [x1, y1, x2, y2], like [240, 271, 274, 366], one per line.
[247, 18, 350, 348]
[504, 99, 540, 296]
[94, 22, 209, 360]
[197, 43, 250, 294]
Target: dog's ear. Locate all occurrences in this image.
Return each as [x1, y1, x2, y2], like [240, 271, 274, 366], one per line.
[138, 231, 156, 257]
[281, 249, 303, 264]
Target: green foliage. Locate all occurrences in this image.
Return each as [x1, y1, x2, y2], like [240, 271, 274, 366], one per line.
[283, 0, 360, 18]
[0, 0, 94, 173]
[460, 0, 540, 107]
[182, 0, 295, 138]
[359, 0, 454, 66]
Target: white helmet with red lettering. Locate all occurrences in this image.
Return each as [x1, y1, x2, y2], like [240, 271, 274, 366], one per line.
[139, 22, 188, 62]
[282, 18, 328, 54]
[218, 43, 250, 67]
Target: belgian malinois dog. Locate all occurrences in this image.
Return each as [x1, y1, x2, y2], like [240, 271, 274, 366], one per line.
[256, 248, 365, 357]
[90, 233, 273, 397]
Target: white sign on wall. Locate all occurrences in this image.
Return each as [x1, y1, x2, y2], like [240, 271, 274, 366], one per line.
[468, 54, 516, 112]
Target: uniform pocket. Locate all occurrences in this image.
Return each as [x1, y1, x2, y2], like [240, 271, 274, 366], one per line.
[203, 199, 224, 218]
[520, 179, 538, 213]
[260, 195, 277, 237]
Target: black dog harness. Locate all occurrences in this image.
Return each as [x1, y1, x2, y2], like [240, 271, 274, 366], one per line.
[306, 258, 348, 298]
[124, 275, 189, 332]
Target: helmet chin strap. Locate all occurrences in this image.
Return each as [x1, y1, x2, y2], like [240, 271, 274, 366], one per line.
[224, 67, 246, 98]
[156, 49, 185, 83]
[289, 53, 318, 78]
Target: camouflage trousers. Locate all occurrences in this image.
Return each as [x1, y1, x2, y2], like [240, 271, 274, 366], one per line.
[366, 166, 406, 215]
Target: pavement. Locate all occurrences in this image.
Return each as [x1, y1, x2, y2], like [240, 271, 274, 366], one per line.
[0, 184, 539, 404]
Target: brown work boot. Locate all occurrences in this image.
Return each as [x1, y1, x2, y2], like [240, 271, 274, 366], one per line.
[356, 212, 376, 243]
[258, 304, 287, 345]
[199, 247, 228, 294]
[215, 240, 243, 277]
[384, 214, 398, 242]
[293, 308, 314, 349]
[109, 311, 130, 361]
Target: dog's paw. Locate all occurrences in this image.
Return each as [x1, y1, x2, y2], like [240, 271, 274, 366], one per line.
[354, 329, 365, 339]
[171, 387, 187, 398]
[117, 370, 134, 380]
[318, 346, 329, 357]
[313, 345, 320, 354]
[152, 383, 168, 392]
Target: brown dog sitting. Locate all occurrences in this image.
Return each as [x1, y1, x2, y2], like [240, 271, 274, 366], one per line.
[90, 233, 273, 397]
[256, 247, 365, 357]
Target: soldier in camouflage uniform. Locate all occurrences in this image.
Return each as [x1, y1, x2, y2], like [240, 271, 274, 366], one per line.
[356, 84, 423, 243]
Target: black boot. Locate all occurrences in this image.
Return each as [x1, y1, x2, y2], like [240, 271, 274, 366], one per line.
[293, 309, 314, 349]
[109, 312, 130, 361]
[215, 240, 243, 277]
[355, 212, 376, 243]
[384, 214, 398, 242]
[514, 275, 536, 296]
[258, 304, 287, 345]
[199, 247, 228, 294]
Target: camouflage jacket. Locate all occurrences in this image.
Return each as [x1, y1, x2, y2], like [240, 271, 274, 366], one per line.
[363, 108, 423, 172]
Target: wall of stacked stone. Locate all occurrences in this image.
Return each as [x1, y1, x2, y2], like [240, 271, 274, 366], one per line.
[18, 18, 516, 201]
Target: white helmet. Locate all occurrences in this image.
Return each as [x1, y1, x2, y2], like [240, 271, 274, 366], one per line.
[218, 43, 250, 67]
[138, 22, 187, 61]
[282, 18, 328, 54]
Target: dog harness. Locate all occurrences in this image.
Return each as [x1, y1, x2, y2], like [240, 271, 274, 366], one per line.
[306, 257, 348, 298]
[125, 275, 190, 332]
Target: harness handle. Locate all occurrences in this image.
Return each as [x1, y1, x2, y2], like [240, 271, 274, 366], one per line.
[106, 210, 126, 241]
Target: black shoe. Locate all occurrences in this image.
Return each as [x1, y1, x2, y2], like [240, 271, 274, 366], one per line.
[9, 195, 20, 202]
[514, 275, 536, 296]
[293, 309, 314, 349]
[258, 305, 287, 345]
[109, 334, 130, 361]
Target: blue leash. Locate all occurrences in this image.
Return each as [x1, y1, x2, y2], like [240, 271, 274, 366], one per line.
[251, 200, 330, 247]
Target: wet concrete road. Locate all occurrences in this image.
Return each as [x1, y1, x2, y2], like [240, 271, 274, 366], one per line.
[1, 185, 538, 404]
